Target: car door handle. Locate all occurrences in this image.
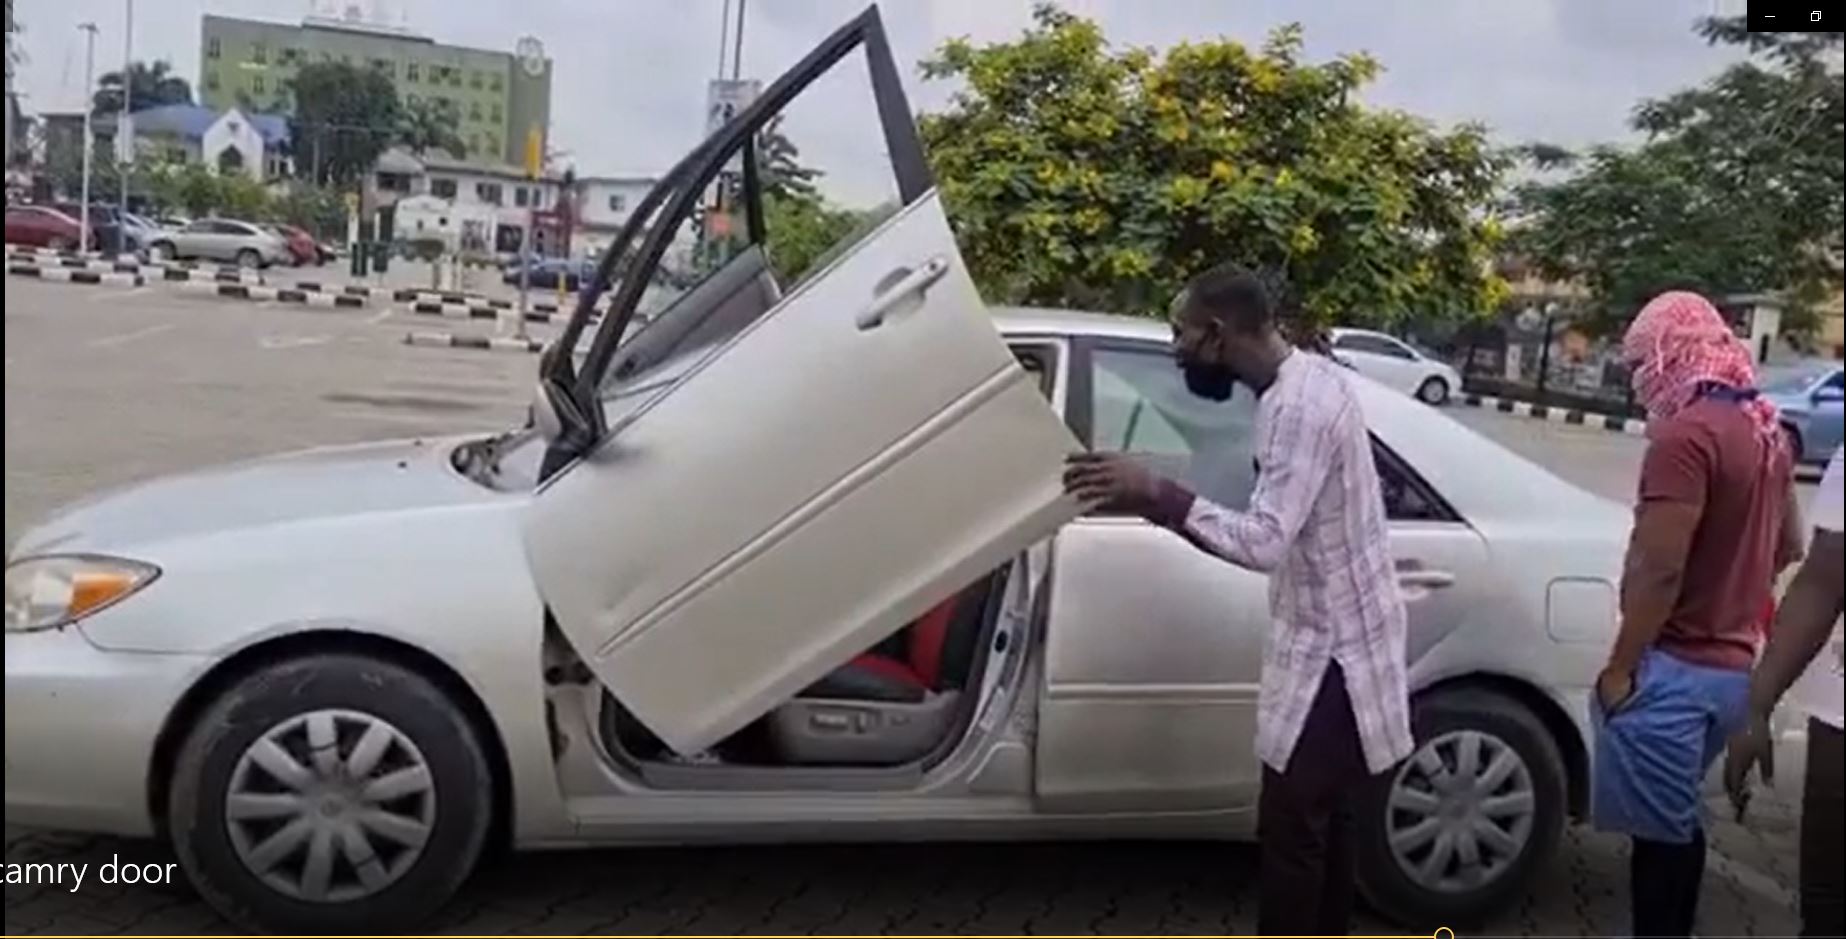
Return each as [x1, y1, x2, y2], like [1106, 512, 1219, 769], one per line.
[1394, 561, 1456, 590]
[857, 256, 950, 330]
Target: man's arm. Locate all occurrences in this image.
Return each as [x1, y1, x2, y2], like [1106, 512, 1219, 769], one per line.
[1149, 386, 1344, 573]
[1749, 528, 1846, 716]
[1604, 428, 1709, 682]
[1776, 480, 1806, 574]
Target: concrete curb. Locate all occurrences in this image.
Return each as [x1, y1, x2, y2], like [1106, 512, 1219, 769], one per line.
[403, 330, 544, 354]
[292, 281, 606, 317]
[6, 264, 145, 287]
[8, 254, 267, 284]
[1458, 392, 1647, 436]
[403, 300, 576, 325]
[176, 280, 369, 308]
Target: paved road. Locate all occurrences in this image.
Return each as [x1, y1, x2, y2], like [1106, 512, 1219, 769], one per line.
[2, 277, 1811, 936]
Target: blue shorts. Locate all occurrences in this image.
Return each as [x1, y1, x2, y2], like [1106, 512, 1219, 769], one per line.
[1591, 647, 1749, 844]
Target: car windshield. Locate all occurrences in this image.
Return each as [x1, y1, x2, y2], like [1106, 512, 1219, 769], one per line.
[1762, 365, 1830, 395]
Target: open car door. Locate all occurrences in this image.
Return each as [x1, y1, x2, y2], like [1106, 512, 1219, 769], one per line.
[520, 5, 1084, 756]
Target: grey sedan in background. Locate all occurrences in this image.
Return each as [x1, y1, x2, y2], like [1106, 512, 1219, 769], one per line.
[5, 7, 1633, 934]
[145, 218, 293, 269]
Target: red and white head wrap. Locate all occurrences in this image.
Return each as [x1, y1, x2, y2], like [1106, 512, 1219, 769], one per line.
[1622, 290, 1787, 469]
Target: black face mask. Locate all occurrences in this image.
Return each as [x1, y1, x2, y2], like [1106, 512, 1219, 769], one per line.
[1182, 360, 1237, 401]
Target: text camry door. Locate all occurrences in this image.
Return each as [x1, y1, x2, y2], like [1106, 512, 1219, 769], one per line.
[520, 7, 1084, 757]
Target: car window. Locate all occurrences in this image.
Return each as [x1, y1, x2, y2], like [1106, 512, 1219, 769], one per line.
[1823, 371, 1844, 392]
[183, 221, 213, 233]
[1336, 333, 1416, 359]
[1086, 346, 1260, 510]
[1375, 442, 1452, 522]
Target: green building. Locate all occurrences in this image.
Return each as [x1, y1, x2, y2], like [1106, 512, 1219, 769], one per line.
[198, 13, 551, 168]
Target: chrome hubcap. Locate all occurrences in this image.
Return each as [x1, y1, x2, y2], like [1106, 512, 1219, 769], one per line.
[1386, 729, 1534, 893]
[224, 709, 436, 903]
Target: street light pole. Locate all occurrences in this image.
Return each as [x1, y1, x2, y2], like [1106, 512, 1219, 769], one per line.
[118, 0, 133, 224]
[78, 21, 98, 255]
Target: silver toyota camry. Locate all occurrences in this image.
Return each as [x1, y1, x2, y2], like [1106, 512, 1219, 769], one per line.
[6, 7, 1629, 934]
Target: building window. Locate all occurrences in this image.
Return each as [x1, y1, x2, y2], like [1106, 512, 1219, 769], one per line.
[486, 135, 500, 155]
[372, 58, 393, 76]
[430, 177, 458, 199]
[252, 43, 267, 64]
[471, 70, 484, 90]
[279, 47, 296, 65]
[514, 186, 529, 208]
[608, 193, 627, 213]
[207, 37, 221, 59]
[406, 62, 419, 82]
[204, 72, 220, 92]
[252, 75, 265, 94]
[468, 135, 481, 156]
[490, 72, 503, 92]
[490, 102, 502, 122]
[469, 101, 482, 121]
[476, 182, 502, 205]
[448, 67, 462, 87]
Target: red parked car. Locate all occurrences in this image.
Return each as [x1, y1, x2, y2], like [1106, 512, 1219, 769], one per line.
[5, 205, 86, 250]
[263, 224, 319, 266]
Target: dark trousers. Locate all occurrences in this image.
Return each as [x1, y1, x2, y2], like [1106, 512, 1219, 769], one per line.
[1802, 719, 1844, 939]
[1257, 662, 1374, 937]
[1631, 827, 1706, 937]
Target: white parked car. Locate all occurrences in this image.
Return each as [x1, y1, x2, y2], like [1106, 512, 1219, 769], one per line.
[7, 9, 1627, 933]
[1330, 327, 1465, 406]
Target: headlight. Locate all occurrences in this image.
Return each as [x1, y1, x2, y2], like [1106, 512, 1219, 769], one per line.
[4, 555, 160, 633]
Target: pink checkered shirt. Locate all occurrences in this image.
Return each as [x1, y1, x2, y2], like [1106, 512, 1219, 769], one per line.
[1152, 351, 1415, 774]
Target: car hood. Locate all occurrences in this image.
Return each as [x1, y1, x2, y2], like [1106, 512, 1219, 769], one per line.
[9, 436, 505, 559]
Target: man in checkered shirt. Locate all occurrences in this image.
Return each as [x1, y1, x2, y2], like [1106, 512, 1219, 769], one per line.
[1065, 263, 1414, 937]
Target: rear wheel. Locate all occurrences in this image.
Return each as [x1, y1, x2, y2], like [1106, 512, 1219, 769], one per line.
[167, 653, 493, 933]
[1416, 376, 1451, 406]
[1357, 686, 1566, 927]
[149, 241, 176, 263]
[236, 248, 263, 270]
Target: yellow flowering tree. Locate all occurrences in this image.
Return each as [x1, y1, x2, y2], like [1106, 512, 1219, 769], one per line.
[918, 4, 1510, 330]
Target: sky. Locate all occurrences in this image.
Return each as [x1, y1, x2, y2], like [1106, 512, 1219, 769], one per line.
[12, 0, 1754, 205]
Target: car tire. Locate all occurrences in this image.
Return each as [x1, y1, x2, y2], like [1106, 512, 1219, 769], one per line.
[149, 241, 176, 263]
[1356, 686, 1566, 927]
[167, 653, 493, 933]
[236, 248, 263, 270]
[1416, 376, 1451, 406]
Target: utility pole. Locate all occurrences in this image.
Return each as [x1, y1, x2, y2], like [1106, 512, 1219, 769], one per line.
[730, 0, 746, 81]
[78, 21, 98, 254]
[117, 0, 133, 224]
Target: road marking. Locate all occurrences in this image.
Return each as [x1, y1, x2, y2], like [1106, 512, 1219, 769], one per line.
[87, 323, 176, 348]
[258, 334, 333, 350]
[367, 309, 394, 325]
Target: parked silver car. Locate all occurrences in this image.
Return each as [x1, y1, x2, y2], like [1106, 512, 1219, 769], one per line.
[146, 217, 292, 269]
[7, 8, 1627, 933]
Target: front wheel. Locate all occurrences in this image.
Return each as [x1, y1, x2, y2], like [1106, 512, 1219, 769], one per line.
[167, 653, 494, 933]
[1416, 376, 1451, 406]
[1356, 686, 1566, 927]
[149, 241, 176, 263]
[235, 248, 263, 270]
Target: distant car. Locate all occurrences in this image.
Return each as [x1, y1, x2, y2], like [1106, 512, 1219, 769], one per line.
[1329, 327, 1464, 406]
[1763, 360, 1845, 466]
[264, 224, 320, 267]
[503, 255, 594, 291]
[5, 205, 85, 250]
[48, 202, 140, 255]
[147, 218, 292, 269]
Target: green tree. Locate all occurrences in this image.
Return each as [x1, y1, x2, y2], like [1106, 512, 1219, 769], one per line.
[761, 190, 866, 284]
[916, 5, 1509, 329]
[290, 62, 402, 185]
[1510, 19, 1844, 334]
[397, 97, 464, 157]
[92, 59, 193, 115]
[756, 114, 820, 201]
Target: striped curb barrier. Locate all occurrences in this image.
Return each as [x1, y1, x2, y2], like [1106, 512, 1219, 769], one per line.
[4, 246, 140, 264]
[403, 330, 544, 354]
[400, 300, 586, 325]
[7, 254, 266, 284]
[5, 263, 145, 287]
[175, 280, 369, 308]
[1458, 391, 1647, 435]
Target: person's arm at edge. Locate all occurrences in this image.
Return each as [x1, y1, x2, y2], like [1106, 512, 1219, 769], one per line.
[1776, 478, 1806, 574]
[1146, 387, 1341, 573]
[1749, 528, 1846, 719]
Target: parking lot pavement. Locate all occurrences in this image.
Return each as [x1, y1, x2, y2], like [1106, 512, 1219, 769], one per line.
[1, 280, 1810, 935]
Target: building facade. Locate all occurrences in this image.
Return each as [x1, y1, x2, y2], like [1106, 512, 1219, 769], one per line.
[198, 13, 550, 167]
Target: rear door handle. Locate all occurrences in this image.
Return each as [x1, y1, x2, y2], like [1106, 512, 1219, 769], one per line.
[857, 256, 950, 330]
[1394, 559, 1456, 591]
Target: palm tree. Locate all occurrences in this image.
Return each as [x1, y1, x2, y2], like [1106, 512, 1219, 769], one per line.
[396, 97, 464, 157]
[92, 60, 193, 115]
